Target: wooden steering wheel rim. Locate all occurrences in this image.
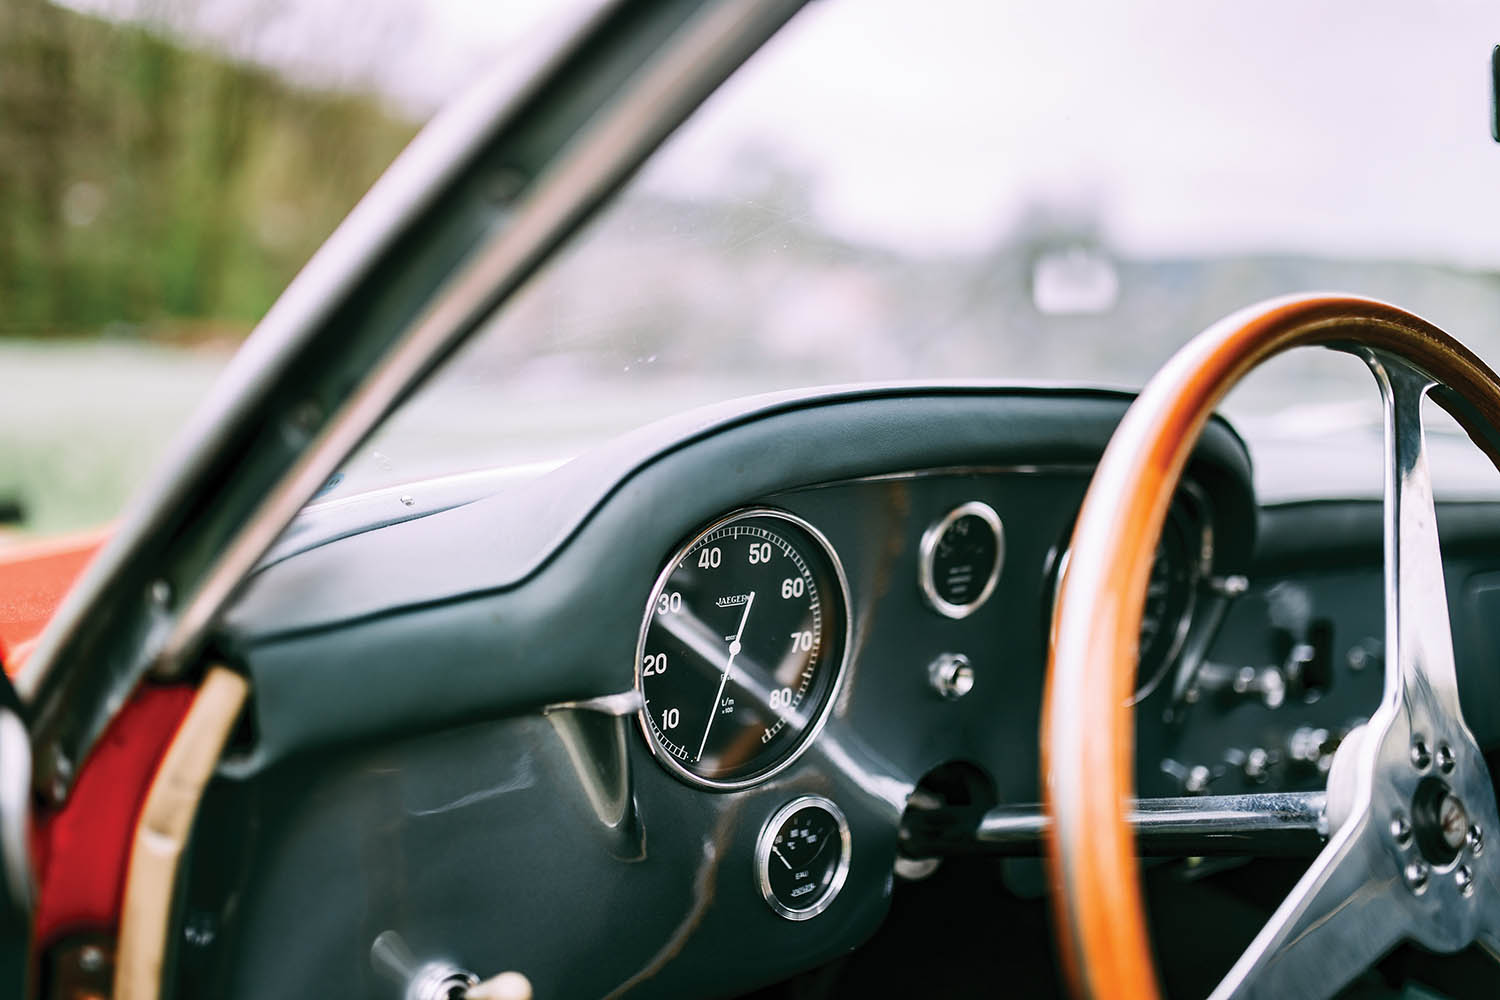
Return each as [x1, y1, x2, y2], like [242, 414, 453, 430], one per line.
[1041, 293, 1500, 999]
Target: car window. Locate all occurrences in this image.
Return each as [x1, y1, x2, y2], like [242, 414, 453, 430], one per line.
[0, 0, 588, 536]
[7, 0, 1499, 531]
[343, 0, 1500, 501]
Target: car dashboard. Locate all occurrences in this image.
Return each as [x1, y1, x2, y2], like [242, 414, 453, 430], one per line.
[187, 384, 1500, 998]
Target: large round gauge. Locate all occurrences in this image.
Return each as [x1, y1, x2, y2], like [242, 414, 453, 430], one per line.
[636, 509, 851, 789]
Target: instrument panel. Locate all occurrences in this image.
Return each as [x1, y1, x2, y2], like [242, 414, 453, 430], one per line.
[626, 465, 1249, 927]
[217, 387, 1275, 997]
[633, 478, 1228, 800]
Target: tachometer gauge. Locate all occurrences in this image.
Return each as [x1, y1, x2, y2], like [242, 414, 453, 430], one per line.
[636, 509, 851, 789]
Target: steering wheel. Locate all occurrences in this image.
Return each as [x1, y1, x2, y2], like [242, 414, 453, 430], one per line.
[1043, 294, 1500, 999]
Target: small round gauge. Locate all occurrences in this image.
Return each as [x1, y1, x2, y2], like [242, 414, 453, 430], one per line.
[636, 509, 850, 789]
[756, 796, 851, 920]
[919, 501, 1004, 619]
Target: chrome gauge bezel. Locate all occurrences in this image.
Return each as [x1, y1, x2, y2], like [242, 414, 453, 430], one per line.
[755, 794, 852, 921]
[1126, 498, 1205, 704]
[918, 500, 1005, 619]
[634, 507, 853, 791]
[1048, 482, 1214, 703]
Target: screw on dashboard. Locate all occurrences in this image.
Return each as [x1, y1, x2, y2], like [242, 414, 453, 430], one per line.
[1411, 739, 1433, 772]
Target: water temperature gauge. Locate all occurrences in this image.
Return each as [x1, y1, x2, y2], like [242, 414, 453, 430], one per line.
[755, 796, 851, 920]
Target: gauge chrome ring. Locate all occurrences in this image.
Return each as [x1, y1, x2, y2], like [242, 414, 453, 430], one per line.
[918, 500, 1004, 619]
[755, 794, 852, 921]
[1048, 484, 1214, 705]
[633, 507, 853, 791]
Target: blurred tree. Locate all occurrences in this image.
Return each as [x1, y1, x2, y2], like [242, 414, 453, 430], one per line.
[0, 0, 417, 340]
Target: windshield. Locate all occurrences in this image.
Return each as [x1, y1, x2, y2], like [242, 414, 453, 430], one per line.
[6, 1, 1500, 536]
[347, 0, 1500, 502]
[0, 0, 585, 536]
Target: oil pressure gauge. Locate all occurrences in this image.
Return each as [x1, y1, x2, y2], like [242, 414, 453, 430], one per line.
[919, 501, 1004, 619]
[756, 795, 851, 920]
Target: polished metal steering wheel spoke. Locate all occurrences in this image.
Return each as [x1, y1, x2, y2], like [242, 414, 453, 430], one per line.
[1211, 349, 1500, 998]
[1210, 814, 1409, 1000]
[1364, 351, 1500, 962]
[1364, 349, 1464, 729]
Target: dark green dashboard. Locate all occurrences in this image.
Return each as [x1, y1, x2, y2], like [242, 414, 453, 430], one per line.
[179, 385, 1500, 998]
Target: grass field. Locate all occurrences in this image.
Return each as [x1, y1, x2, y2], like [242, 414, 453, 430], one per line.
[0, 339, 230, 535]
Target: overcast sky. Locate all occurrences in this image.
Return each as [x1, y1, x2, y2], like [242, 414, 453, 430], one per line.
[62, 0, 1500, 265]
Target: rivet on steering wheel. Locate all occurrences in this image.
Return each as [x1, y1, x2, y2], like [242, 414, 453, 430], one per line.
[1390, 812, 1413, 847]
[1404, 860, 1431, 894]
[1411, 739, 1432, 771]
[1456, 864, 1476, 897]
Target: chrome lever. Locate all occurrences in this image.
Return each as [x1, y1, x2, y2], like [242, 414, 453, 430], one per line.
[901, 791, 1328, 859]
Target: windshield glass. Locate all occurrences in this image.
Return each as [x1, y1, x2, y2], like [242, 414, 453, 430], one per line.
[0, 0, 586, 536]
[7, 1, 1500, 536]
[348, 0, 1500, 502]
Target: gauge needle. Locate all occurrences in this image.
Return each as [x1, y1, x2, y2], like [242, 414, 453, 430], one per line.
[771, 844, 793, 870]
[696, 591, 755, 762]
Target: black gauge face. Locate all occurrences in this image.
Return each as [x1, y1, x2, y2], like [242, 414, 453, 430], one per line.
[637, 510, 849, 788]
[920, 501, 1004, 618]
[757, 796, 852, 920]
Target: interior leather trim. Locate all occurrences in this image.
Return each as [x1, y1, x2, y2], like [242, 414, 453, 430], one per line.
[114, 667, 248, 1000]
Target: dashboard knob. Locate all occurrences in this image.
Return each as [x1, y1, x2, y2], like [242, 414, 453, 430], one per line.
[1223, 746, 1275, 784]
[928, 653, 975, 700]
[1160, 758, 1221, 795]
[1242, 747, 1271, 783]
[1346, 638, 1383, 673]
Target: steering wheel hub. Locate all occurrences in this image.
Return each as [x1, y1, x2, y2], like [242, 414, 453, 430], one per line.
[1412, 776, 1471, 867]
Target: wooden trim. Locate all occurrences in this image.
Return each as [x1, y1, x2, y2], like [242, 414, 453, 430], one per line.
[114, 667, 249, 1000]
[1041, 293, 1500, 998]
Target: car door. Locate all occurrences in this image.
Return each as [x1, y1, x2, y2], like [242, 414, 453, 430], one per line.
[0, 672, 30, 998]
[7, 1, 809, 995]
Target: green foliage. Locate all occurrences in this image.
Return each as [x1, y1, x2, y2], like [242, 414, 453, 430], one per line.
[0, 0, 417, 339]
